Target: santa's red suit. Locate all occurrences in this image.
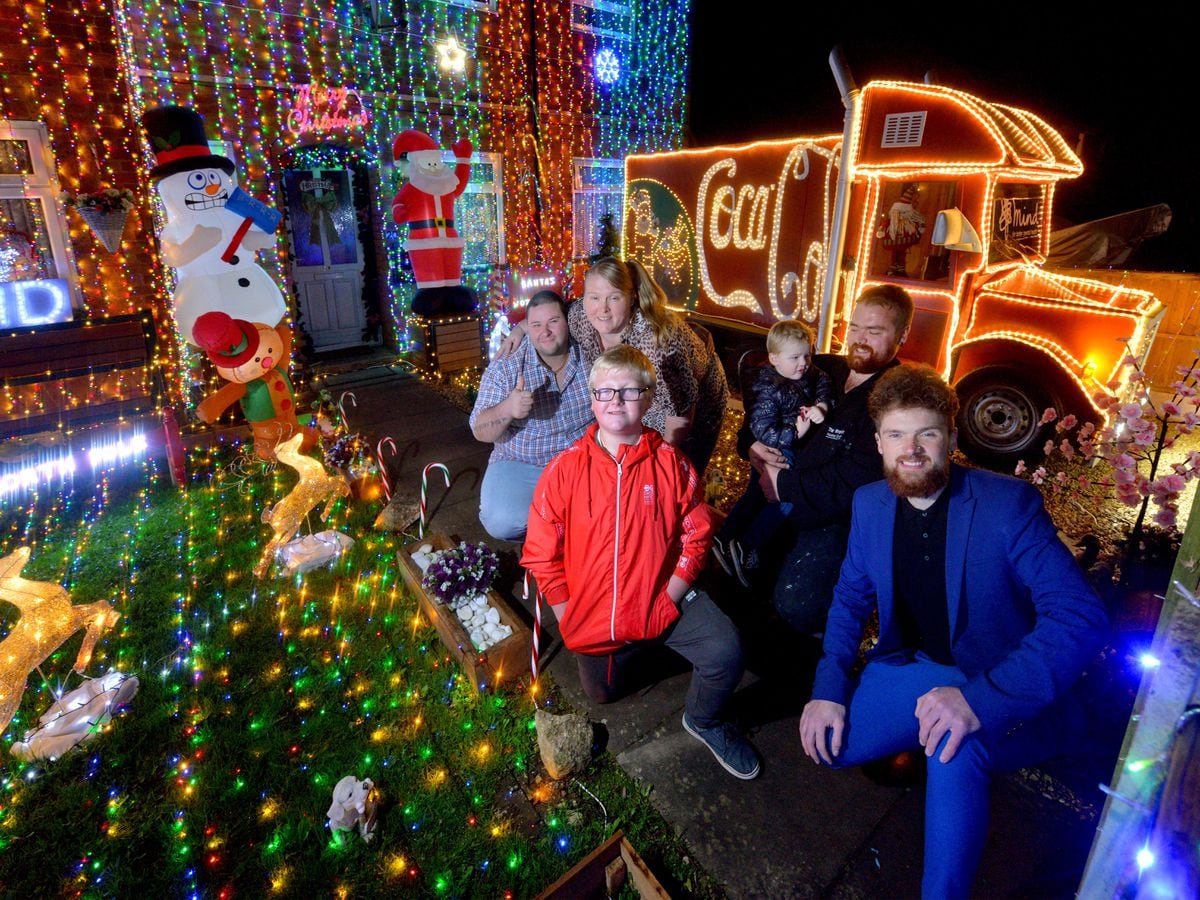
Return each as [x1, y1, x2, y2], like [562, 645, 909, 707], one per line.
[391, 130, 472, 289]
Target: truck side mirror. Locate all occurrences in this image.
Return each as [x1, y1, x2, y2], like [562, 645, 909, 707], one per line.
[931, 208, 982, 253]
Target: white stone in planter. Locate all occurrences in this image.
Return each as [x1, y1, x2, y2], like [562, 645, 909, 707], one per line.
[411, 544, 436, 573]
[485, 607, 501, 625]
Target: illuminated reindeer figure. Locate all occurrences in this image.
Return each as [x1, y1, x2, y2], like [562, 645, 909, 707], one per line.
[0, 547, 119, 737]
[254, 433, 350, 578]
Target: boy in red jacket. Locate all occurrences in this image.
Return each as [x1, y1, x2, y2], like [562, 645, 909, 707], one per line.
[523, 345, 759, 779]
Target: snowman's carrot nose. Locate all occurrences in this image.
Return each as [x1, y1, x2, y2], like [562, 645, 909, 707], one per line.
[204, 183, 222, 196]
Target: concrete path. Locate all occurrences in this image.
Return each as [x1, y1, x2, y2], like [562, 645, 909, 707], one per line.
[321, 363, 1102, 899]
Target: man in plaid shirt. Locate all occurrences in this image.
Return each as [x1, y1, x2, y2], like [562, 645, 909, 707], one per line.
[470, 291, 592, 540]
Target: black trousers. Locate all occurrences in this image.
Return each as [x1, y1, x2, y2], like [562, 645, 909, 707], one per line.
[573, 589, 744, 729]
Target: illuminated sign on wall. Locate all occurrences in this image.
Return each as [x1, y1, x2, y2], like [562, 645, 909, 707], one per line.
[625, 138, 841, 325]
[0, 278, 73, 328]
[286, 84, 370, 136]
[994, 197, 1043, 244]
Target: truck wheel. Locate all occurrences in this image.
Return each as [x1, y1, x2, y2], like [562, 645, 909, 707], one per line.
[954, 367, 1054, 470]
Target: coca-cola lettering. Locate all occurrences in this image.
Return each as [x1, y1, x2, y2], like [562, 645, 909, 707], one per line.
[695, 142, 838, 320]
[287, 84, 370, 136]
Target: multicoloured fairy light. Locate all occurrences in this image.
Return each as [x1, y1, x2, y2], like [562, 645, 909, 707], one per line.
[0, 437, 662, 894]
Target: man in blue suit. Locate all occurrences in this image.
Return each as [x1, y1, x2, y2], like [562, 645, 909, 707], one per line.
[799, 364, 1108, 899]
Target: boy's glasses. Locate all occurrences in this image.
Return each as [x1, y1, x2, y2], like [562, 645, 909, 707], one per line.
[591, 387, 649, 402]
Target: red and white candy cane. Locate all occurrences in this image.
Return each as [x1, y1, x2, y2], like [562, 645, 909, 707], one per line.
[524, 571, 541, 686]
[337, 391, 357, 430]
[419, 462, 451, 537]
[376, 437, 397, 502]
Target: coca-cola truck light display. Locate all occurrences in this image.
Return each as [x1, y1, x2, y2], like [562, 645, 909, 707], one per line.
[623, 64, 1163, 467]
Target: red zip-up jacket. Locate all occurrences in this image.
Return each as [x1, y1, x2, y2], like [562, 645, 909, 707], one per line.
[522, 424, 714, 655]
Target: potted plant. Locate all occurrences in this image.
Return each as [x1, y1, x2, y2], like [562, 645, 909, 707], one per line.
[63, 187, 135, 253]
[1017, 341, 1199, 629]
[323, 431, 381, 502]
[421, 541, 500, 610]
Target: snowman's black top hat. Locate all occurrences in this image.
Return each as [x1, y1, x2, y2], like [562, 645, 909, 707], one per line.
[142, 105, 236, 182]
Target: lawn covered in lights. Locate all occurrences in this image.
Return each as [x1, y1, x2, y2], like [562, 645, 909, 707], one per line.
[0, 448, 714, 897]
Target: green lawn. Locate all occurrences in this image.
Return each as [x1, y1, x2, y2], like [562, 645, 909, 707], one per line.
[0, 447, 716, 898]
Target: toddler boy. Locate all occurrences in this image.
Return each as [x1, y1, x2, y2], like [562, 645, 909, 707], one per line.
[714, 320, 831, 587]
[522, 345, 759, 779]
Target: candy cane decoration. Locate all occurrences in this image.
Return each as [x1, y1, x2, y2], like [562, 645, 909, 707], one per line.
[419, 463, 450, 537]
[337, 391, 357, 430]
[376, 437, 397, 502]
[523, 570, 542, 688]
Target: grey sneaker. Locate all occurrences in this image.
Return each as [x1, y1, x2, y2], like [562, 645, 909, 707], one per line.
[682, 712, 760, 780]
[711, 536, 735, 577]
[729, 540, 755, 589]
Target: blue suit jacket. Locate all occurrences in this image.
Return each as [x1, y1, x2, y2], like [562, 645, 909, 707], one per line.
[811, 464, 1109, 735]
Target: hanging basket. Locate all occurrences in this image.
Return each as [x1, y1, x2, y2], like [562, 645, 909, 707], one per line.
[76, 206, 130, 253]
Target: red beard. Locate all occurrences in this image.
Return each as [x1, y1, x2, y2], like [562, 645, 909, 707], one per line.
[409, 166, 460, 197]
[884, 454, 950, 499]
[847, 343, 891, 374]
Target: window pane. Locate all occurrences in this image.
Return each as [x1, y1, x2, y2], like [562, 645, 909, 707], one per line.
[869, 181, 958, 284]
[1, 197, 57, 281]
[573, 191, 623, 259]
[0, 139, 33, 176]
[990, 184, 1046, 264]
[460, 192, 499, 267]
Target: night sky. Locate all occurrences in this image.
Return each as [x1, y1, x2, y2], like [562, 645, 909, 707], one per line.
[687, 12, 1195, 271]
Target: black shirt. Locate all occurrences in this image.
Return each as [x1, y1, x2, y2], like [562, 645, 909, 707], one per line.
[892, 487, 953, 664]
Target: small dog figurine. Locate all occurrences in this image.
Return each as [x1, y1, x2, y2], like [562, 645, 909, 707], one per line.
[326, 775, 379, 845]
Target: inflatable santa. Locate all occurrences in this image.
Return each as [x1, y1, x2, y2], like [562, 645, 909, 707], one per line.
[142, 105, 287, 344]
[391, 130, 476, 314]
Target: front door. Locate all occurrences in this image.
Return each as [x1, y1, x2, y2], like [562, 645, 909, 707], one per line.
[283, 168, 365, 352]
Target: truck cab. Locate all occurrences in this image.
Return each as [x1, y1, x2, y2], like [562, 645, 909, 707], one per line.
[623, 79, 1163, 468]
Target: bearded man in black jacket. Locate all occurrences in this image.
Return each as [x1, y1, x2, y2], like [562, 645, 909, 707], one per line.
[751, 284, 912, 634]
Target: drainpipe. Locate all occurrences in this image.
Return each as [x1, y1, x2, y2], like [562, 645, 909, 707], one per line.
[819, 46, 859, 353]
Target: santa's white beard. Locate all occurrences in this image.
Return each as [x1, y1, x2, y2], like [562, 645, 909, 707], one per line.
[409, 167, 460, 197]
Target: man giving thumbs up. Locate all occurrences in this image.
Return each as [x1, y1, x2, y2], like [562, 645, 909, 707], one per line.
[469, 291, 592, 540]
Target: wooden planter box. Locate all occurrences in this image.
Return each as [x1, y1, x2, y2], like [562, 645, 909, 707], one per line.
[537, 830, 669, 899]
[411, 312, 484, 374]
[397, 533, 531, 691]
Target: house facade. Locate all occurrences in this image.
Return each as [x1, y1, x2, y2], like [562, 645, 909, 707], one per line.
[1, 0, 690, 417]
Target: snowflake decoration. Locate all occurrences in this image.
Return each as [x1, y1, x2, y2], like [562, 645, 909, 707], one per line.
[594, 48, 620, 85]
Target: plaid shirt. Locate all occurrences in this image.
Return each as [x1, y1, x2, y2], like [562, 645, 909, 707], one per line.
[469, 339, 592, 466]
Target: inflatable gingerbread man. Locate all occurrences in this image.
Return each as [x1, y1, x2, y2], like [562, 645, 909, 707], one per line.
[192, 312, 317, 461]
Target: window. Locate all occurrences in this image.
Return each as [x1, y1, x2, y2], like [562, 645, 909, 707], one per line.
[446, 0, 497, 12]
[990, 183, 1047, 264]
[869, 180, 959, 284]
[0, 120, 78, 327]
[572, 158, 624, 261]
[456, 152, 505, 269]
[571, 0, 633, 41]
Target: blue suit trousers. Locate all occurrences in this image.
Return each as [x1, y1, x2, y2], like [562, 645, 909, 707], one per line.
[825, 656, 1076, 899]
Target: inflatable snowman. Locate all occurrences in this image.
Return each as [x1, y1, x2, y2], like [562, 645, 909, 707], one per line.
[142, 105, 287, 344]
